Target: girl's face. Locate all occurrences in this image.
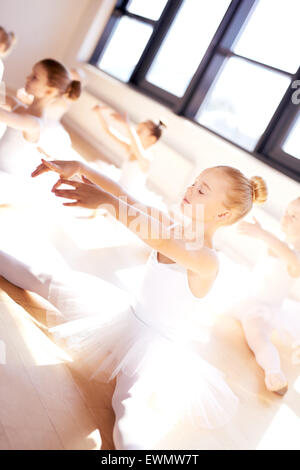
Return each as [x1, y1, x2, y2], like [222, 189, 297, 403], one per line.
[281, 199, 300, 243]
[25, 64, 57, 99]
[136, 122, 157, 149]
[181, 168, 232, 225]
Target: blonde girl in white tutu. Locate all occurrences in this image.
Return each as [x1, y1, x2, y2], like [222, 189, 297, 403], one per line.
[1, 160, 267, 449]
[233, 198, 300, 395]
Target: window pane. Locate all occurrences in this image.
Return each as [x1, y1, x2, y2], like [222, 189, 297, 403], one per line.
[97, 16, 153, 82]
[146, 0, 231, 97]
[283, 114, 300, 159]
[126, 0, 168, 20]
[233, 0, 300, 73]
[196, 57, 290, 151]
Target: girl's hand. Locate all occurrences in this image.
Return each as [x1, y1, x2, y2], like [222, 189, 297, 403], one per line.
[237, 217, 264, 238]
[92, 104, 109, 113]
[110, 111, 128, 123]
[31, 156, 81, 179]
[53, 177, 110, 209]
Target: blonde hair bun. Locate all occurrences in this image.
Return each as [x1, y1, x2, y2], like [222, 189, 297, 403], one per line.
[250, 176, 268, 205]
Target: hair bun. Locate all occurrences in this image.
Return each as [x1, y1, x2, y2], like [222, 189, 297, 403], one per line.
[65, 80, 81, 101]
[250, 176, 268, 205]
[158, 119, 167, 129]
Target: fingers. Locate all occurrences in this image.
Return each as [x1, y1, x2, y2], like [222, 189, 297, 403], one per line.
[51, 178, 62, 192]
[41, 159, 60, 172]
[81, 175, 94, 185]
[63, 201, 81, 207]
[54, 188, 79, 200]
[31, 163, 49, 178]
[54, 178, 80, 188]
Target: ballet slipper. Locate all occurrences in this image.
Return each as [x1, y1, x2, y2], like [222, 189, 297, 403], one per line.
[265, 371, 288, 396]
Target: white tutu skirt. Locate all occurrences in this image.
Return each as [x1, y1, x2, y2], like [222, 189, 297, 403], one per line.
[231, 297, 300, 349]
[47, 270, 238, 429]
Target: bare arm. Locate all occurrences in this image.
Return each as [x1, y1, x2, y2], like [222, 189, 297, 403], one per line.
[93, 105, 130, 152]
[123, 121, 150, 172]
[238, 218, 300, 278]
[32, 158, 171, 225]
[53, 177, 218, 278]
[0, 108, 40, 132]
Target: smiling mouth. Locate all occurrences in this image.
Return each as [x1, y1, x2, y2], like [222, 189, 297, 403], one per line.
[183, 197, 190, 204]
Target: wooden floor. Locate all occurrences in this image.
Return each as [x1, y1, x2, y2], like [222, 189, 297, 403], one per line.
[0, 131, 299, 450]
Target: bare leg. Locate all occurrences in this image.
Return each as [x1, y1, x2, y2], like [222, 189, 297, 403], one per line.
[241, 316, 288, 395]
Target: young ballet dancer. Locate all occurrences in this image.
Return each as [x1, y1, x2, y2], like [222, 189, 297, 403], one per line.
[233, 198, 300, 395]
[4, 159, 265, 449]
[92, 103, 166, 208]
[0, 58, 81, 206]
[0, 26, 17, 136]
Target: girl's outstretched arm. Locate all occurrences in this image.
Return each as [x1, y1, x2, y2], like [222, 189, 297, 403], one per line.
[32, 157, 170, 224]
[52, 177, 218, 278]
[0, 107, 40, 133]
[122, 120, 150, 172]
[238, 217, 300, 277]
[92, 104, 130, 151]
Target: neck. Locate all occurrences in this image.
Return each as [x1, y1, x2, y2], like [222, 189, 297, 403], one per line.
[29, 96, 52, 117]
[185, 217, 218, 249]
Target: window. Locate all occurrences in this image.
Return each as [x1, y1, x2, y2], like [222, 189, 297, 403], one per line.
[90, 0, 300, 182]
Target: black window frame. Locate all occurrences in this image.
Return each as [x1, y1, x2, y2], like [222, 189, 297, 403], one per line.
[90, 0, 300, 183]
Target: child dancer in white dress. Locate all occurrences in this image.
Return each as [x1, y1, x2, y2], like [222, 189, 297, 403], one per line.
[233, 199, 300, 395]
[0, 59, 81, 206]
[92, 104, 166, 209]
[0, 26, 17, 138]
[2, 161, 267, 449]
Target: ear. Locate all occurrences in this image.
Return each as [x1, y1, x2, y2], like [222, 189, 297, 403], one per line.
[148, 135, 157, 147]
[45, 86, 58, 97]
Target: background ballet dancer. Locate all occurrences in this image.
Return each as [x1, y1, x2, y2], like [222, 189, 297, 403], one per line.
[231, 198, 300, 395]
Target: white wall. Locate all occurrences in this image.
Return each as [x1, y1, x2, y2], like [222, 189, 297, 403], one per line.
[1, 0, 299, 218]
[0, 0, 93, 88]
[62, 0, 300, 218]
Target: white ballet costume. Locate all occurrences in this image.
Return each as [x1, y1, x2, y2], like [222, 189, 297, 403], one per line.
[0, 117, 76, 207]
[0, 233, 238, 449]
[231, 254, 300, 390]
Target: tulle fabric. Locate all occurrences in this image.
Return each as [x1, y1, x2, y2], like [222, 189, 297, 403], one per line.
[230, 254, 300, 349]
[47, 267, 238, 429]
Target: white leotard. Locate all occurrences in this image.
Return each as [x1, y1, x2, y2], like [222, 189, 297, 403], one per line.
[0, 117, 74, 206]
[232, 253, 300, 346]
[48, 226, 238, 429]
[0, 118, 71, 176]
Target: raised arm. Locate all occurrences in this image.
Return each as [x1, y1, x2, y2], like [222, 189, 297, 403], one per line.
[121, 117, 150, 172]
[51, 176, 218, 278]
[92, 105, 130, 152]
[33, 156, 171, 226]
[238, 217, 300, 278]
[0, 108, 40, 133]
